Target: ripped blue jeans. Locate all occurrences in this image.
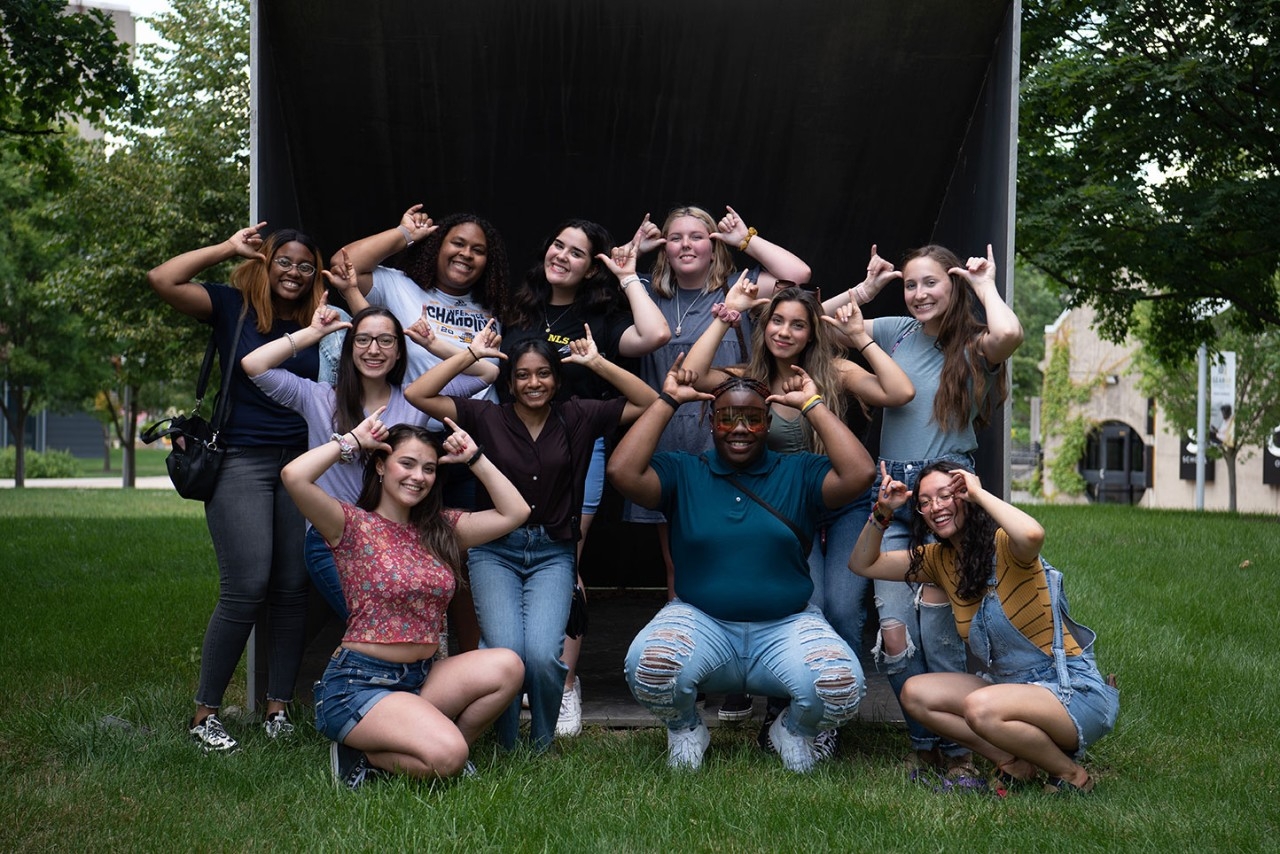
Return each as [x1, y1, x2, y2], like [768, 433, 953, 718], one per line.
[624, 600, 865, 737]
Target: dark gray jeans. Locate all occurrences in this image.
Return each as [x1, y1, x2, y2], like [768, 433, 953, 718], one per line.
[195, 445, 308, 709]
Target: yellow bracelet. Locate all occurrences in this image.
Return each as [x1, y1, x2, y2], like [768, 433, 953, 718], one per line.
[800, 394, 824, 415]
[738, 227, 757, 251]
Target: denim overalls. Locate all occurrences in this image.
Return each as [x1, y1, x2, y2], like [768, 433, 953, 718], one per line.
[968, 558, 1121, 757]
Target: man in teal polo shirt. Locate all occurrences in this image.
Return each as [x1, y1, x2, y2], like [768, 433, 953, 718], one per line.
[609, 357, 876, 772]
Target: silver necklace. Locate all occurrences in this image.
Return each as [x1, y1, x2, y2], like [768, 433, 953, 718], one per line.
[544, 303, 574, 334]
[673, 285, 710, 337]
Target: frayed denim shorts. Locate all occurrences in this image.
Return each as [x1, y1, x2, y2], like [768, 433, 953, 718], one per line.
[313, 647, 433, 742]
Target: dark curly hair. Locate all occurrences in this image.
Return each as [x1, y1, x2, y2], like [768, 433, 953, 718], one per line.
[399, 213, 513, 322]
[355, 425, 462, 581]
[504, 219, 624, 329]
[905, 460, 998, 601]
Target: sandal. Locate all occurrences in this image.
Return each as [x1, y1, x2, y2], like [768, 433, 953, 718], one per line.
[940, 759, 989, 794]
[1043, 772, 1095, 795]
[992, 760, 1038, 798]
[903, 747, 943, 783]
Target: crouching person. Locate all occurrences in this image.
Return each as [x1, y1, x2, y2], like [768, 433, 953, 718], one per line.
[608, 355, 875, 771]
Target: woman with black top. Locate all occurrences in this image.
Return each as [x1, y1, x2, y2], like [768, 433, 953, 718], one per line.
[148, 223, 325, 752]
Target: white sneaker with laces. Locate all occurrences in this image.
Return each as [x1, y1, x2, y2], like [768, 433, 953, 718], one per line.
[667, 721, 710, 770]
[190, 713, 239, 752]
[555, 676, 583, 737]
[768, 708, 818, 773]
[263, 710, 295, 739]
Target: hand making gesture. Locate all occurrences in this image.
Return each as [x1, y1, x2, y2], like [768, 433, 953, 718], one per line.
[398, 204, 438, 245]
[305, 292, 352, 337]
[226, 222, 268, 262]
[661, 352, 715, 406]
[766, 365, 820, 410]
[439, 417, 479, 465]
[711, 205, 752, 249]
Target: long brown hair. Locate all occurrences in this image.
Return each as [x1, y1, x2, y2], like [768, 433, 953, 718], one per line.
[332, 308, 408, 435]
[648, 206, 736, 299]
[356, 426, 462, 581]
[228, 228, 325, 334]
[902, 245, 1007, 432]
[740, 287, 848, 453]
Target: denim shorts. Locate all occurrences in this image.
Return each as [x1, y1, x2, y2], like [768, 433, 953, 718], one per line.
[312, 647, 433, 742]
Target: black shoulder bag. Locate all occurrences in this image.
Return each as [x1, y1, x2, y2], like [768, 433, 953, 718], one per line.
[140, 313, 246, 501]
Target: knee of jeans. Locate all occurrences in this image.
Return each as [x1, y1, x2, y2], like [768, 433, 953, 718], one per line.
[871, 617, 916, 674]
[626, 608, 698, 723]
[797, 615, 864, 725]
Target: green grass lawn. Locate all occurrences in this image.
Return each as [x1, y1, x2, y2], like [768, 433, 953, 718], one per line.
[71, 447, 173, 478]
[0, 491, 1277, 851]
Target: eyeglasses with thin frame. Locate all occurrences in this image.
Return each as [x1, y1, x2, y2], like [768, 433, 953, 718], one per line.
[916, 490, 956, 515]
[272, 256, 317, 276]
[712, 406, 769, 433]
[352, 333, 397, 349]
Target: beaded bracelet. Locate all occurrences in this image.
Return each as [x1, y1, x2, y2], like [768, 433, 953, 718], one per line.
[285, 331, 298, 358]
[738, 227, 758, 251]
[330, 432, 356, 464]
[870, 501, 894, 529]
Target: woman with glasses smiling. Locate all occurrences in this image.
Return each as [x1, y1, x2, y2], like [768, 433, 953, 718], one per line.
[148, 223, 328, 752]
[849, 461, 1119, 794]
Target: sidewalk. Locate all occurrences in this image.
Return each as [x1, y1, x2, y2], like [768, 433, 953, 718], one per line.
[0, 476, 175, 489]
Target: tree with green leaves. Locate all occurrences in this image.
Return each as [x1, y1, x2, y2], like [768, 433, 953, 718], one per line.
[0, 0, 142, 183]
[1018, 0, 1280, 365]
[56, 0, 251, 485]
[1133, 306, 1280, 511]
[0, 153, 107, 485]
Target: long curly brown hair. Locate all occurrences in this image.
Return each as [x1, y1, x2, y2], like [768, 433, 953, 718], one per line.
[904, 461, 997, 601]
[901, 245, 1007, 432]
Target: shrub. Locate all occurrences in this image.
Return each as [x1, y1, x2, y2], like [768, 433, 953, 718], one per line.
[0, 447, 81, 478]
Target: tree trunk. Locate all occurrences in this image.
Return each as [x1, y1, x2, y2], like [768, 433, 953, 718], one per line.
[1225, 448, 1238, 513]
[122, 384, 139, 489]
[102, 422, 112, 472]
[10, 397, 27, 488]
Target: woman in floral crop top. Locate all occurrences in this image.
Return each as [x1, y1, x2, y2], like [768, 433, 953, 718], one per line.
[282, 407, 530, 789]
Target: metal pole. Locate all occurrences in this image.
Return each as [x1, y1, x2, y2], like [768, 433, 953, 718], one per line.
[1195, 343, 1207, 510]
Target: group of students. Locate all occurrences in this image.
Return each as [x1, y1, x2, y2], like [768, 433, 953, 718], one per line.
[147, 203, 1118, 793]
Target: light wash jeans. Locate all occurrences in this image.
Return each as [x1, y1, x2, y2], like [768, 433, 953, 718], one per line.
[625, 601, 865, 738]
[467, 525, 575, 751]
[871, 454, 971, 754]
[196, 445, 308, 708]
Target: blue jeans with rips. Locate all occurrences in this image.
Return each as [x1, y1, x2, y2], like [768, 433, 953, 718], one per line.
[467, 525, 575, 752]
[196, 445, 309, 708]
[625, 601, 865, 738]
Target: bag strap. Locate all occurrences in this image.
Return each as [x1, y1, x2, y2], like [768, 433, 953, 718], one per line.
[208, 309, 249, 432]
[705, 460, 811, 556]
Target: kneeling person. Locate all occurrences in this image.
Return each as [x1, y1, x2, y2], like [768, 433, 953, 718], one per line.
[608, 356, 875, 771]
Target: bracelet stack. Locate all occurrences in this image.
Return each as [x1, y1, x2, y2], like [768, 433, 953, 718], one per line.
[800, 394, 825, 416]
[869, 502, 893, 531]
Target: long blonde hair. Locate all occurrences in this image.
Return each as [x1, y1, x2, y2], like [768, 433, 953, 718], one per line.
[740, 287, 848, 453]
[228, 228, 325, 333]
[648, 206, 736, 299]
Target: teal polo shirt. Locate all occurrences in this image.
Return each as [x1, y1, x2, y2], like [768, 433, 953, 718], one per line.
[651, 448, 832, 621]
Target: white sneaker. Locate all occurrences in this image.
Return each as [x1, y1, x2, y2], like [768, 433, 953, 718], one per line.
[555, 677, 583, 737]
[768, 708, 817, 773]
[189, 713, 239, 753]
[667, 721, 710, 770]
[263, 710, 294, 739]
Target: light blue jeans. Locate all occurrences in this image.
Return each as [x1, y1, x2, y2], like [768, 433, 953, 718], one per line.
[625, 601, 865, 738]
[808, 496, 873, 657]
[872, 454, 971, 754]
[467, 526, 575, 751]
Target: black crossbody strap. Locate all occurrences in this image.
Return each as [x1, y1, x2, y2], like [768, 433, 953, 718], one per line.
[208, 309, 249, 432]
[705, 461, 812, 556]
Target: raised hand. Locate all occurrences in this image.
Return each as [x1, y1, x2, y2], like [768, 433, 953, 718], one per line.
[399, 204, 438, 244]
[561, 323, 600, 366]
[661, 352, 715, 404]
[821, 293, 867, 339]
[439, 417, 477, 465]
[322, 248, 360, 293]
[947, 468, 985, 504]
[632, 213, 665, 255]
[598, 240, 639, 280]
[308, 292, 352, 336]
[350, 405, 393, 454]
[766, 365, 819, 409]
[874, 460, 911, 510]
[227, 222, 267, 262]
[468, 318, 506, 360]
[949, 243, 997, 292]
[404, 306, 437, 348]
[711, 205, 750, 248]
[724, 272, 768, 313]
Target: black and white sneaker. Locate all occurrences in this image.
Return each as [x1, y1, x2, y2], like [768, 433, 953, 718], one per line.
[263, 711, 295, 739]
[330, 740, 376, 790]
[717, 693, 754, 722]
[813, 727, 841, 761]
[189, 713, 239, 752]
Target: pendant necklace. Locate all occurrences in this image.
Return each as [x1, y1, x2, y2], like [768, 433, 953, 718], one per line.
[544, 303, 574, 334]
[673, 278, 711, 336]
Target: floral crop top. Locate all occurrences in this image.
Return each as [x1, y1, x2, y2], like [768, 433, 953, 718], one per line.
[332, 503, 459, 645]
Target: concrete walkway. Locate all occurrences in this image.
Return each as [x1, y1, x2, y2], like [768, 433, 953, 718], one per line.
[0, 476, 175, 489]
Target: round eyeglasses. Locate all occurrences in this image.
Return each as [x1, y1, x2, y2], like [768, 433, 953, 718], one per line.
[916, 490, 956, 515]
[272, 256, 317, 276]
